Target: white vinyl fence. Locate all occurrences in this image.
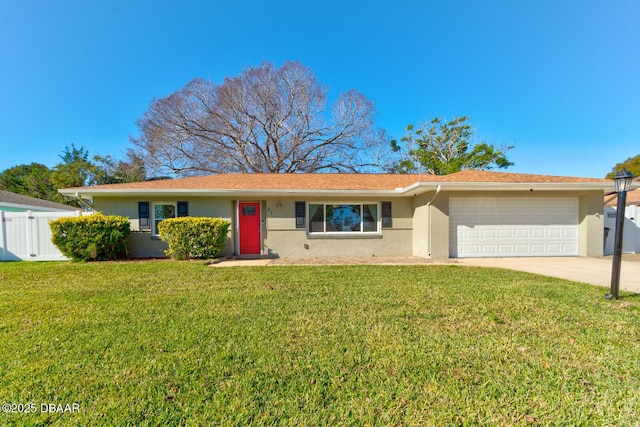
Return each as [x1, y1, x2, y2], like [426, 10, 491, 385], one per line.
[0, 210, 90, 261]
[604, 205, 640, 255]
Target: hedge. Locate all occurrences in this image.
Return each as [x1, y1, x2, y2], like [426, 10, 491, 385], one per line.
[157, 217, 230, 260]
[50, 214, 131, 262]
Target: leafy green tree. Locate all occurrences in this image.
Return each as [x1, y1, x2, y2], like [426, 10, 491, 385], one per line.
[390, 116, 513, 175]
[0, 163, 63, 203]
[50, 144, 100, 189]
[0, 146, 146, 207]
[605, 154, 640, 179]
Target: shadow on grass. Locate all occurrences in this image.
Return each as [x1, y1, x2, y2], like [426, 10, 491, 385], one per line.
[619, 292, 640, 301]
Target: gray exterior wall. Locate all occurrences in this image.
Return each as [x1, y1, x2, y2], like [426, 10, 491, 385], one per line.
[92, 188, 605, 260]
[263, 197, 412, 258]
[412, 192, 431, 258]
[579, 192, 605, 257]
[428, 193, 450, 260]
[93, 197, 235, 258]
[93, 196, 414, 259]
[428, 190, 605, 260]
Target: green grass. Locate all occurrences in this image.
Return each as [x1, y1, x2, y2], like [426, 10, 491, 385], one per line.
[0, 261, 639, 426]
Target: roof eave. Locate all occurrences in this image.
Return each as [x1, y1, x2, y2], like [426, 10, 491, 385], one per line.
[0, 201, 77, 212]
[60, 188, 411, 199]
[400, 181, 613, 193]
[60, 181, 614, 199]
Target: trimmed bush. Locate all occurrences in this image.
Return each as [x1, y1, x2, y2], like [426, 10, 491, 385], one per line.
[50, 214, 131, 261]
[157, 217, 230, 260]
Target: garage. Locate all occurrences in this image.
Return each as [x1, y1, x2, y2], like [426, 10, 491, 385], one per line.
[449, 197, 579, 258]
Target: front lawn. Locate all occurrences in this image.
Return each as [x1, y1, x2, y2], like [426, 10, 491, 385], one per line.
[0, 262, 638, 426]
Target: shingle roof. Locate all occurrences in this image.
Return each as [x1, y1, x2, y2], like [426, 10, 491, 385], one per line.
[605, 189, 640, 206]
[433, 170, 608, 183]
[61, 170, 610, 193]
[0, 190, 77, 211]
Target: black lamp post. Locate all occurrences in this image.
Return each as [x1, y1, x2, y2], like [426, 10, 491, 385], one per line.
[606, 168, 634, 300]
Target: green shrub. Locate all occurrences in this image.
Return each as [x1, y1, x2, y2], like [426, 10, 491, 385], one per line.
[157, 217, 230, 260]
[50, 214, 131, 261]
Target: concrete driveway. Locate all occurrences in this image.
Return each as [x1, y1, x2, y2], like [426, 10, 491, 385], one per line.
[454, 255, 640, 294]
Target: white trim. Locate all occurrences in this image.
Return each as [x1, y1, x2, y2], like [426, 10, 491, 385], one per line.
[60, 179, 614, 200]
[234, 200, 239, 255]
[62, 188, 410, 198]
[428, 182, 612, 191]
[307, 202, 381, 236]
[152, 202, 177, 236]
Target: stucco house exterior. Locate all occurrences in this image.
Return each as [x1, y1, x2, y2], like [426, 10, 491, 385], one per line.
[59, 171, 612, 260]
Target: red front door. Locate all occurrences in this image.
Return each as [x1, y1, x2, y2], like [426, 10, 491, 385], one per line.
[239, 202, 261, 254]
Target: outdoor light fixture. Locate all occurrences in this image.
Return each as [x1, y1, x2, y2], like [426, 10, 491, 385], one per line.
[614, 169, 634, 193]
[606, 168, 634, 300]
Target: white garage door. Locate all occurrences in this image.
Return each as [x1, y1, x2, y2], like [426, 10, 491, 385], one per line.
[450, 197, 579, 258]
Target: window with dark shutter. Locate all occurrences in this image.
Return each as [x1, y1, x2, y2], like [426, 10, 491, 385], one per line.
[381, 201, 392, 228]
[138, 202, 151, 230]
[295, 202, 306, 228]
[177, 201, 189, 217]
[307, 203, 380, 234]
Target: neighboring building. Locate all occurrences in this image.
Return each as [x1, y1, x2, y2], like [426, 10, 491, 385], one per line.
[605, 187, 640, 208]
[604, 185, 640, 254]
[0, 190, 77, 212]
[59, 171, 612, 260]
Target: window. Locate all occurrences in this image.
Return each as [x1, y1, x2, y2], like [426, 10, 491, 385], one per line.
[308, 203, 379, 234]
[153, 203, 176, 235]
[242, 205, 256, 216]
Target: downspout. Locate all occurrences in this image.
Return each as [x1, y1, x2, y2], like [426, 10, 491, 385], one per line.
[427, 185, 442, 258]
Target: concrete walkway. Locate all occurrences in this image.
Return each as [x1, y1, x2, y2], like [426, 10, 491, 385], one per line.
[211, 256, 434, 267]
[454, 255, 640, 294]
[211, 255, 640, 294]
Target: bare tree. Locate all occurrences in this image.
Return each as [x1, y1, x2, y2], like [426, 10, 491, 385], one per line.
[131, 61, 389, 175]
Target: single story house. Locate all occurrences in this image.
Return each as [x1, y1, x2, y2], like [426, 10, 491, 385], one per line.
[59, 170, 613, 260]
[0, 190, 78, 212]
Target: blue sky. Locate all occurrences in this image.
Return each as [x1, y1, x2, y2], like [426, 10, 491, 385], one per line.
[1, 0, 638, 178]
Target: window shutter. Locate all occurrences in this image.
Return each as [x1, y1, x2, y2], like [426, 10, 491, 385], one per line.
[295, 202, 306, 228]
[177, 201, 189, 217]
[138, 202, 150, 230]
[381, 201, 392, 228]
